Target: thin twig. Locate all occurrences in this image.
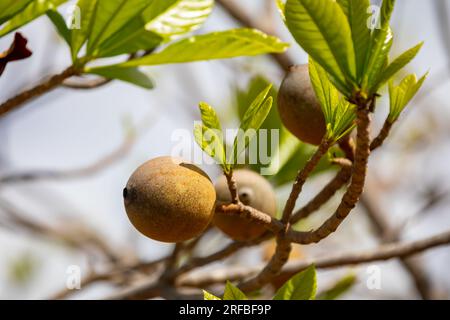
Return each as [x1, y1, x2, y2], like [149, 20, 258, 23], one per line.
[0, 66, 78, 118]
[0, 133, 135, 184]
[370, 120, 393, 150]
[179, 230, 450, 288]
[360, 195, 440, 299]
[62, 77, 112, 89]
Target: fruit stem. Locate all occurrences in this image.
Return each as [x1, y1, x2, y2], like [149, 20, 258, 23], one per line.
[225, 170, 240, 204]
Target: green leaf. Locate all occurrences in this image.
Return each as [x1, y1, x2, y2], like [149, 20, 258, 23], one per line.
[203, 290, 221, 300]
[363, 0, 396, 93]
[309, 59, 355, 142]
[273, 265, 317, 300]
[118, 29, 289, 67]
[337, 0, 371, 82]
[379, 0, 396, 28]
[373, 42, 423, 89]
[223, 281, 248, 300]
[388, 72, 427, 122]
[46, 9, 71, 44]
[87, 0, 154, 55]
[309, 58, 340, 120]
[199, 102, 222, 133]
[364, 26, 393, 93]
[95, 0, 212, 57]
[276, 0, 286, 21]
[0, 0, 33, 25]
[71, 0, 98, 61]
[145, 0, 214, 41]
[194, 124, 227, 171]
[232, 86, 274, 166]
[86, 66, 154, 89]
[96, 22, 163, 58]
[240, 85, 273, 132]
[285, 0, 356, 96]
[317, 273, 357, 300]
[0, 0, 67, 37]
[235, 76, 281, 173]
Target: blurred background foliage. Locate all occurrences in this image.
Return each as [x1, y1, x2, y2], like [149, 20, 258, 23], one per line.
[0, 0, 450, 299]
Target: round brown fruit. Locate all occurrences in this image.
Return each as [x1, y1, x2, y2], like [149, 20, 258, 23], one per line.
[123, 156, 216, 243]
[214, 169, 277, 241]
[278, 64, 326, 145]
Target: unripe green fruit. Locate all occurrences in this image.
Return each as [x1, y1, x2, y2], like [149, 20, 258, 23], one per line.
[278, 64, 326, 145]
[214, 169, 277, 241]
[123, 156, 216, 243]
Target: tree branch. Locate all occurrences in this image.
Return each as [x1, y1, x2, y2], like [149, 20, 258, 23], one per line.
[371, 120, 393, 150]
[179, 230, 450, 289]
[288, 107, 372, 244]
[238, 139, 331, 292]
[0, 66, 78, 118]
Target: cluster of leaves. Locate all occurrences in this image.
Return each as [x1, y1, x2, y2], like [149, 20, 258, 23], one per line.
[309, 59, 356, 142]
[194, 85, 274, 174]
[1, 0, 288, 88]
[279, 0, 425, 114]
[203, 265, 356, 300]
[233, 76, 341, 187]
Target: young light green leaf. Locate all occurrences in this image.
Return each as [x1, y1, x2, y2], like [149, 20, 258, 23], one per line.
[46, 9, 71, 44]
[373, 42, 423, 89]
[309, 59, 356, 142]
[203, 290, 221, 300]
[317, 273, 357, 300]
[194, 124, 227, 171]
[388, 73, 427, 122]
[87, 0, 153, 55]
[71, 0, 98, 61]
[117, 29, 289, 67]
[232, 96, 273, 166]
[0, 0, 67, 37]
[223, 281, 248, 300]
[364, 26, 393, 93]
[145, 0, 214, 41]
[309, 58, 340, 120]
[337, 0, 371, 82]
[276, 0, 286, 21]
[379, 0, 396, 28]
[285, 0, 356, 96]
[86, 66, 154, 89]
[273, 265, 317, 300]
[329, 99, 357, 141]
[199, 102, 222, 132]
[241, 84, 273, 129]
[363, 0, 396, 93]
